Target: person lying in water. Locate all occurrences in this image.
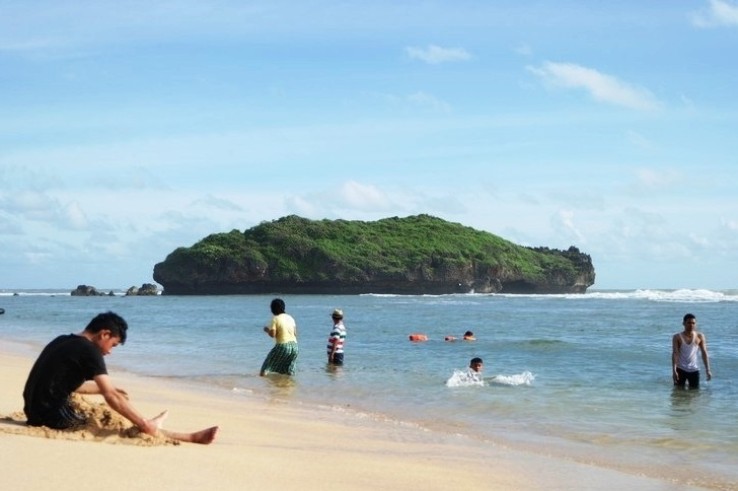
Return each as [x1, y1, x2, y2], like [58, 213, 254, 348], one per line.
[23, 311, 218, 444]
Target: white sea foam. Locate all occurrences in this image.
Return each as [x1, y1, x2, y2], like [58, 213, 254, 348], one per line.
[445, 369, 485, 387]
[584, 288, 738, 303]
[489, 371, 535, 386]
[0, 290, 71, 297]
[363, 289, 738, 303]
[491, 288, 738, 303]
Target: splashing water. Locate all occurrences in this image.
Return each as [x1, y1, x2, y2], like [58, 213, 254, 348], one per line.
[489, 371, 536, 386]
[445, 369, 485, 387]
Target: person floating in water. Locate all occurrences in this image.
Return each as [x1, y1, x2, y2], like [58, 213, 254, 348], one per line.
[672, 313, 711, 389]
[445, 331, 476, 342]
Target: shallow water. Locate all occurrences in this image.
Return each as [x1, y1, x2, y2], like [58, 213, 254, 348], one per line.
[1, 289, 736, 489]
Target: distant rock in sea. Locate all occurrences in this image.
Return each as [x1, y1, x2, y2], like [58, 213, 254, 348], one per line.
[70, 285, 108, 296]
[125, 283, 160, 296]
[70, 283, 161, 296]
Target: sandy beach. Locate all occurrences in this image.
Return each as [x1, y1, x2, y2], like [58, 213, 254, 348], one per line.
[0, 342, 704, 491]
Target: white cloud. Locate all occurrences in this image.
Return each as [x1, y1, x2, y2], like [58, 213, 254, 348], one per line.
[407, 91, 452, 113]
[633, 168, 682, 190]
[63, 201, 89, 230]
[688, 232, 711, 248]
[721, 218, 738, 231]
[286, 195, 319, 217]
[550, 209, 585, 244]
[4, 191, 60, 221]
[514, 43, 533, 57]
[339, 181, 392, 211]
[625, 130, 657, 152]
[405, 44, 471, 64]
[692, 0, 738, 27]
[527, 61, 661, 111]
[365, 90, 453, 113]
[192, 195, 243, 212]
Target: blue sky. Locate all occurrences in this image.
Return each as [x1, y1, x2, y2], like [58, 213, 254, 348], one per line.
[1, 1, 737, 290]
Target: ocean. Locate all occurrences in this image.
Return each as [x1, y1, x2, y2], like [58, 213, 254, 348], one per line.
[1, 289, 736, 490]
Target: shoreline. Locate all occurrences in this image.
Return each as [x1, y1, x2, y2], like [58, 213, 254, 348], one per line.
[0, 340, 709, 491]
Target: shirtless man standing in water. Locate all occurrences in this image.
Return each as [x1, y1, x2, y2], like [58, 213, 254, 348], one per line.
[672, 313, 712, 389]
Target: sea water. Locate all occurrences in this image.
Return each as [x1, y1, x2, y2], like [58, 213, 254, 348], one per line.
[1, 289, 736, 489]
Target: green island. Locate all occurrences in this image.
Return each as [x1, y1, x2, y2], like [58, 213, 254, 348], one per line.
[153, 214, 595, 295]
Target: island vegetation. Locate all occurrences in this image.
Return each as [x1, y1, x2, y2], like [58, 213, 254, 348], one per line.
[153, 215, 595, 295]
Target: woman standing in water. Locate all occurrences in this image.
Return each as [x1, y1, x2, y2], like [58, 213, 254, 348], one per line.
[260, 298, 299, 376]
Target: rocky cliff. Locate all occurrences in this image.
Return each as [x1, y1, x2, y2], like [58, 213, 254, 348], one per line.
[152, 215, 595, 295]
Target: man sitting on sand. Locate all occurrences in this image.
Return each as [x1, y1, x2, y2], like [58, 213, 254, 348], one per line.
[23, 311, 218, 444]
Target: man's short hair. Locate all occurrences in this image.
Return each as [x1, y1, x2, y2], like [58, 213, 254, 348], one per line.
[470, 357, 483, 365]
[270, 298, 286, 315]
[683, 313, 696, 323]
[84, 311, 128, 344]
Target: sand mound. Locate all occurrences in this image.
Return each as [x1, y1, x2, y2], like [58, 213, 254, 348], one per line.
[0, 394, 178, 446]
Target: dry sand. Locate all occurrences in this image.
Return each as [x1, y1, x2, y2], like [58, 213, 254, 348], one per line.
[0, 341, 703, 491]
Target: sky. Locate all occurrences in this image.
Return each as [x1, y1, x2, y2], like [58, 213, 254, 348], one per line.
[1, 1, 738, 291]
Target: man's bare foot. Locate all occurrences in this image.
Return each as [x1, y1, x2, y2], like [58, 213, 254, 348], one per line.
[159, 425, 218, 444]
[150, 410, 169, 430]
[191, 426, 219, 444]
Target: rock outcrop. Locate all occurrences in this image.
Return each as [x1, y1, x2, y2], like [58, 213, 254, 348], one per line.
[70, 285, 111, 296]
[71, 283, 160, 296]
[153, 215, 596, 295]
[125, 283, 160, 296]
